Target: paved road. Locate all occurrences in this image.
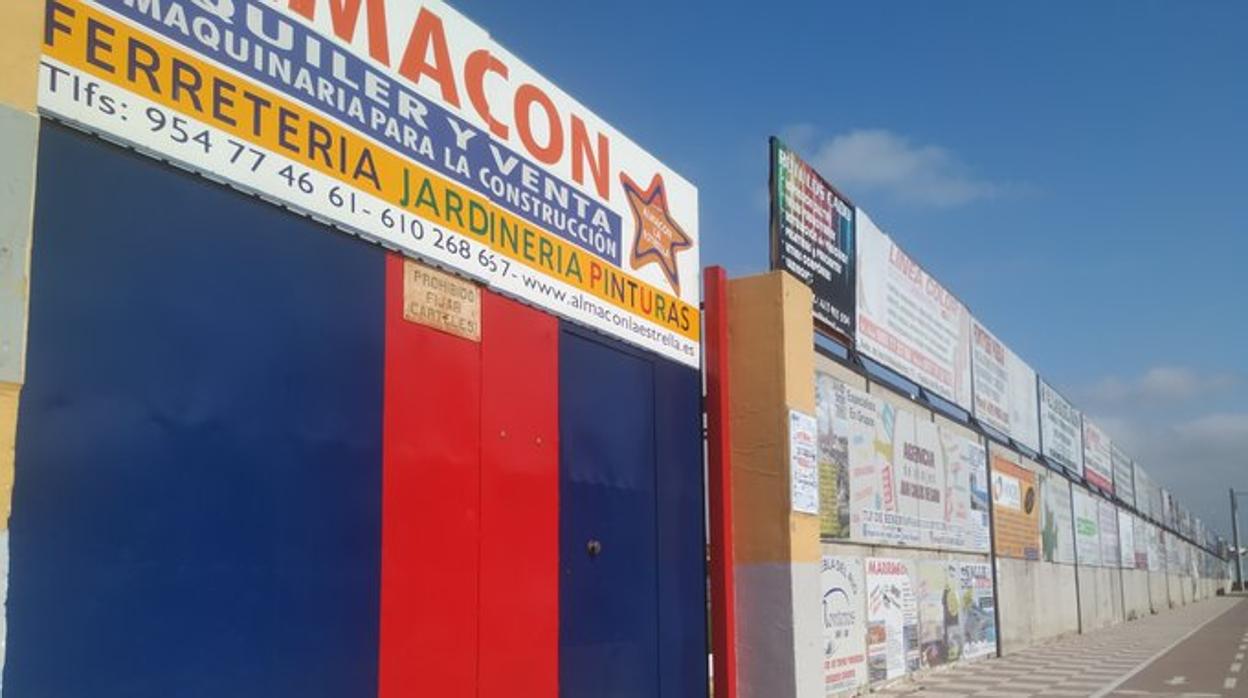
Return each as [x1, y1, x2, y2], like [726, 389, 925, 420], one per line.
[1110, 596, 1248, 697]
[876, 596, 1243, 697]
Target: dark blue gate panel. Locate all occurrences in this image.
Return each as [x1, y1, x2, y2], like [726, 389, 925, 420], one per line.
[654, 360, 709, 698]
[5, 123, 384, 697]
[559, 327, 660, 698]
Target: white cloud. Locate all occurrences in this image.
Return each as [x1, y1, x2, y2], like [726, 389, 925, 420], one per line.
[781, 127, 1005, 208]
[1081, 366, 1239, 405]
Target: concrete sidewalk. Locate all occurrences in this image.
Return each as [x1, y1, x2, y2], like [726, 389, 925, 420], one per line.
[874, 597, 1243, 697]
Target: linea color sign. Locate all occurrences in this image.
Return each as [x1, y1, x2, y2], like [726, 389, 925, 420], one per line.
[856, 211, 973, 410]
[39, 0, 700, 367]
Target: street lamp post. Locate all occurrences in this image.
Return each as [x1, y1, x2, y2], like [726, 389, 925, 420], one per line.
[1233, 488, 1246, 591]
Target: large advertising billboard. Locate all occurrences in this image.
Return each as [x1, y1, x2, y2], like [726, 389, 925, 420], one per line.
[39, 0, 701, 367]
[770, 138, 856, 338]
[1111, 444, 1135, 509]
[1039, 468, 1076, 564]
[970, 320, 1040, 452]
[815, 368, 990, 552]
[1082, 420, 1114, 493]
[1039, 380, 1083, 476]
[990, 453, 1040, 560]
[856, 212, 973, 410]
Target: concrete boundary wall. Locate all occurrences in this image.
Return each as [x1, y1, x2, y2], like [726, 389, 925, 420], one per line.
[1148, 572, 1171, 614]
[721, 271, 1233, 698]
[996, 558, 1079, 655]
[1121, 569, 1151, 621]
[1077, 565, 1124, 632]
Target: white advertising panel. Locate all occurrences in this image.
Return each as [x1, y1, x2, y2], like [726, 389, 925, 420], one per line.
[1111, 444, 1135, 508]
[1147, 523, 1162, 572]
[818, 375, 989, 552]
[1082, 420, 1114, 493]
[1072, 488, 1100, 566]
[1039, 381, 1083, 476]
[1132, 516, 1149, 570]
[822, 556, 868, 696]
[1117, 510, 1135, 569]
[39, 0, 701, 366]
[856, 213, 973, 410]
[970, 320, 1040, 451]
[1097, 499, 1119, 568]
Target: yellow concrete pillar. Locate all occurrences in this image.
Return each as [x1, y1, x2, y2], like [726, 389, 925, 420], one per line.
[727, 271, 820, 698]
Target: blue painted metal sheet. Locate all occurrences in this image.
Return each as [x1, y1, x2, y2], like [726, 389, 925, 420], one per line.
[6, 123, 384, 697]
[654, 359, 709, 698]
[559, 326, 660, 697]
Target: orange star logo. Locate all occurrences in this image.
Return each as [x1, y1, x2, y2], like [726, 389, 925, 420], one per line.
[621, 172, 693, 294]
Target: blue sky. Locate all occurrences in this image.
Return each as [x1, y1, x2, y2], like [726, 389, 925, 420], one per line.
[457, 1, 1247, 540]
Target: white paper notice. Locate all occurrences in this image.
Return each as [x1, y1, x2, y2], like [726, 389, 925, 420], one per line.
[791, 410, 820, 515]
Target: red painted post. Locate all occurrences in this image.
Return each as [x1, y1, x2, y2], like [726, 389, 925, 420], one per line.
[704, 266, 737, 698]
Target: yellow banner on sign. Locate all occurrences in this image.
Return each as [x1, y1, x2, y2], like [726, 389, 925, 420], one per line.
[42, 0, 698, 342]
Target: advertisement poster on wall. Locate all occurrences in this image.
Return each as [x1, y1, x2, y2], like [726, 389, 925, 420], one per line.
[1111, 444, 1135, 508]
[856, 213, 973, 411]
[822, 556, 868, 696]
[1097, 499, 1120, 569]
[917, 562, 952, 670]
[38, 0, 703, 367]
[791, 410, 820, 515]
[955, 562, 997, 661]
[1133, 517, 1150, 570]
[1103, 499, 1123, 571]
[1133, 465, 1155, 521]
[990, 454, 1040, 560]
[1039, 381, 1083, 477]
[1151, 527, 1165, 573]
[935, 427, 991, 553]
[866, 558, 919, 683]
[970, 320, 1040, 452]
[1117, 509, 1135, 569]
[1039, 469, 1076, 564]
[1073, 488, 1101, 566]
[770, 138, 856, 338]
[817, 370, 852, 538]
[916, 561, 994, 668]
[816, 371, 989, 552]
[1082, 420, 1114, 494]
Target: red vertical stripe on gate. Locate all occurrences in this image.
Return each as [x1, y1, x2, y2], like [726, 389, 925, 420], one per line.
[380, 254, 481, 698]
[478, 292, 559, 697]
